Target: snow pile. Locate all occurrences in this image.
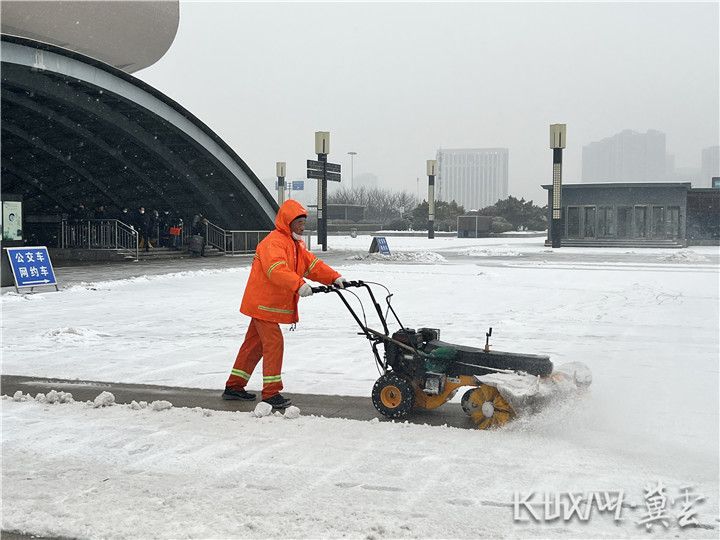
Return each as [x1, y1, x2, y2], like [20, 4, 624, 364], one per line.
[93, 391, 115, 408]
[43, 390, 75, 404]
[11, 390, 74, 403]
[458, 247, 521, 257]
[42, 326, 109, 343]
[149, 400, 173, 411]
[129, 400, 148, 410]
[253, 401, 272, 417]
[65, 267, 245, 293]
[0, 292, 49, 304]
[348, 251, 447, 263]
[284, 405, 301, 419]
[660, 250, 709, 263]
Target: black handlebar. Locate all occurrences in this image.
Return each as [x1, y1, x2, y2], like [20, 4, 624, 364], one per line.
[310, 280, 364, 294]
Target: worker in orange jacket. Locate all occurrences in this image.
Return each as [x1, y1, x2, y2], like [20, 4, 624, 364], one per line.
[223, 199, 347, 409]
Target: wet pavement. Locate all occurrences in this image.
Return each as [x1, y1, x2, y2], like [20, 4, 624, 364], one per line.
[1, 374, 479, 430]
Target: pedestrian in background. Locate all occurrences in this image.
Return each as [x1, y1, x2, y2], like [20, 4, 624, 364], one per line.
[134, 206, 150, 250]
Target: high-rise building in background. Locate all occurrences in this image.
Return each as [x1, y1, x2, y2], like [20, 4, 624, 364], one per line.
[701, 145, 720, 185]
[582, 129, 668, 182]
[436, 148, 508, 210]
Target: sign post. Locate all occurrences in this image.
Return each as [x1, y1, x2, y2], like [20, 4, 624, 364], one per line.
[307, 132, 342, 251]
[5, 246, 59, 293]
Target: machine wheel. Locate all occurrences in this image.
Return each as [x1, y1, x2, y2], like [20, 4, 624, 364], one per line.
[372, 373, 415, 419]
[461, 385, 515, 430]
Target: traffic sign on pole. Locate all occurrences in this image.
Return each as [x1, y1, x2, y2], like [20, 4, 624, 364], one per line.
[307, 159, 324, 170]
[324, 163, 341, 173]
[307, 160, 341, 173]
[306, 170, 341, 182]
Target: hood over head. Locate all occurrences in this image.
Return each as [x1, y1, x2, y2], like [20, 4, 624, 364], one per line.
[275, 199, 308, 236]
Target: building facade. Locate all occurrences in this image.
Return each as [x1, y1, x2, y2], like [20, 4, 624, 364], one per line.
[582, 129, 668, 182]
[436, 148, 508, 210]
[542, 182, 720, 247]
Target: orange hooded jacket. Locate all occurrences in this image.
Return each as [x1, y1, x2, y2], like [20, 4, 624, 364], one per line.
[240, 199, 341, 324]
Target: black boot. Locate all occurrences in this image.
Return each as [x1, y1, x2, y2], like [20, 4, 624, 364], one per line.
[222, 387, 257, 401]
[262, 393, 292, 409]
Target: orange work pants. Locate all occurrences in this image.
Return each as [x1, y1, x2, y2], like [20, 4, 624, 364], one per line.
[226, 318, 284, 399]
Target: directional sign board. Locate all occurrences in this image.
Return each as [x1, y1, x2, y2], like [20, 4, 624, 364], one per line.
[307, 170, 342, 182]
[325, 163, 341, 173]
[307, 159, 323, 170]
[291, 180, 305, 191]
[5, 246, 58, 292]
[307, 160, 341, 173]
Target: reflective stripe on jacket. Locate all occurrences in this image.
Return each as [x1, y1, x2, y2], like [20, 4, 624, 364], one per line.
[240, 199, 340, 324]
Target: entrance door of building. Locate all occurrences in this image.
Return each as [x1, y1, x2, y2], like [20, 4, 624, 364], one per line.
[651, 206, 665, 238]
[583, 206, 596, 238]
[598, 206, 614, 237]
[667, 206, 680, 239]
[617, 206, 632, 238]
[634, 206, 648, 238]
[566, 206, 580, 238]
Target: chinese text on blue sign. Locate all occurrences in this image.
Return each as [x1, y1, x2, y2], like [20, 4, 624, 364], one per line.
[6, 246, 58, 290]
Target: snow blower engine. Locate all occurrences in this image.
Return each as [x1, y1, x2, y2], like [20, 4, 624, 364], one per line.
[311, 280, 592, 429]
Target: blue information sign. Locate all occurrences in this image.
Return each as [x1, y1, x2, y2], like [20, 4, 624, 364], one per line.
[6, 246, 58, 291]
[369, 236, 390, 255]
[292, 180, 305, 191]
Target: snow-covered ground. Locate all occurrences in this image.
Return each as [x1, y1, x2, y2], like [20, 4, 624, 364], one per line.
[2, 236, 719, 538]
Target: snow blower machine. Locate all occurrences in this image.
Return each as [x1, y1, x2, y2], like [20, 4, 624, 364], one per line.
[311, 280, 591, 429]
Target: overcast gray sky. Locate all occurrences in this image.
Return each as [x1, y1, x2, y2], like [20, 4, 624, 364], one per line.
[137, 1, 719, 203]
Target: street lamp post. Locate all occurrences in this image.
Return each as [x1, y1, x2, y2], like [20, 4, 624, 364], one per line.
[347, 151, 357, 191]
[276, 162, 286, 205]
[427, 159, 437, 239]
[549, 124, 566, 248]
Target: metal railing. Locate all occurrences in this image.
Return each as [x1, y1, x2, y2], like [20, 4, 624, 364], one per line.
[204, 220, 227, 253]
[200, 219, 270, 255]
[61, 219, 139, 260]
[224, 230, 271, 255]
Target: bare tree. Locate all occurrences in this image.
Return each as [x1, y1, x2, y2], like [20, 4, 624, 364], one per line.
[328, 187, 417, 224]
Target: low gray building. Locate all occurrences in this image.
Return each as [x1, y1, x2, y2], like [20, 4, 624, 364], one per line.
[542, 182, 719, 247]
[457, 215, 492, 238]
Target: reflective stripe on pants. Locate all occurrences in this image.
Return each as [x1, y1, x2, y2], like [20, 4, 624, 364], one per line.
[226, 317, 284, 399]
